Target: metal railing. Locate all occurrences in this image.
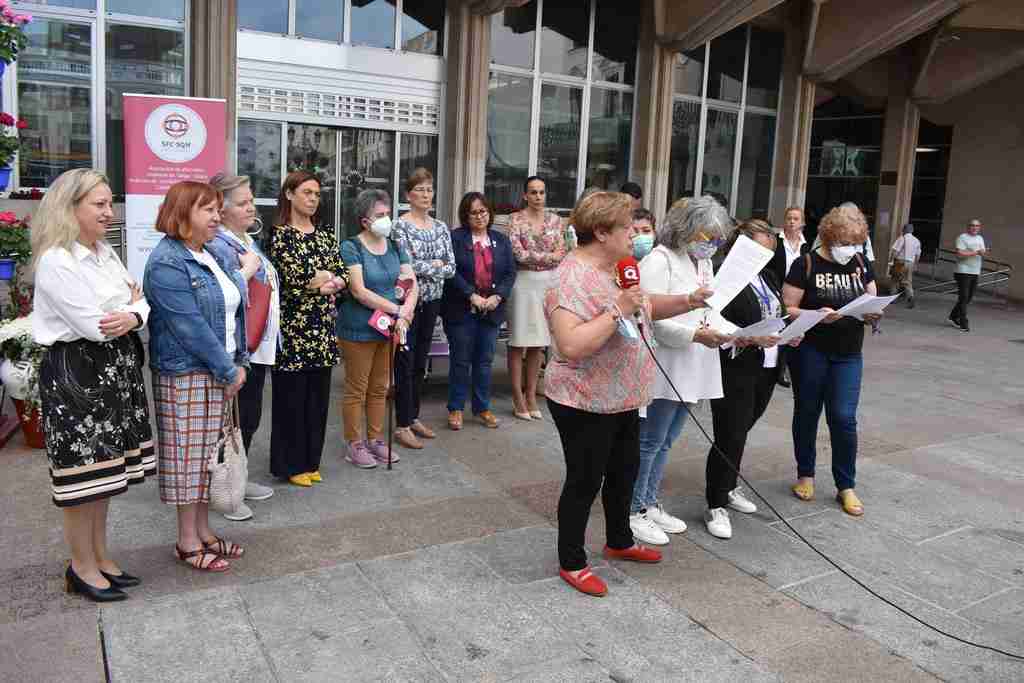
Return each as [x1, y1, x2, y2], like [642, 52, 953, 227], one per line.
[918, 247, 1013, 302]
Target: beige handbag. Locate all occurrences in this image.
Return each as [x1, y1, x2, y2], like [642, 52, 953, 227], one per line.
[208, 400, 248, 514]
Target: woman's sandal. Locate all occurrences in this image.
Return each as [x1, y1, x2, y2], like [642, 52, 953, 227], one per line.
[202, 536, 245, 558]
[176, 546, 230, 572]
[791, 480, 815, 501]
[836, 489, 864, 517]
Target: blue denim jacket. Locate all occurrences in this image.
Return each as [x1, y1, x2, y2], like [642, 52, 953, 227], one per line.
[144, 236, 249, 384]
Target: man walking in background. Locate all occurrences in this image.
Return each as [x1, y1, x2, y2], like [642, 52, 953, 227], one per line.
[948, 219, 987, 332]
[889, 223, 921, 307]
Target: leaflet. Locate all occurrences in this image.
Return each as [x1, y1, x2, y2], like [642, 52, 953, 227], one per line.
[776, 309, 828, 345]
[705, 235, 775, 311]
[835, 293, 901, 320]
[720, 317, 786, 349]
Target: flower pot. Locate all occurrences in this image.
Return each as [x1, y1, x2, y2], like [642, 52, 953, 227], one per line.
[12, 398, 45, 449]
[0, 166, 10, 192]
[0, 257, 15, 281]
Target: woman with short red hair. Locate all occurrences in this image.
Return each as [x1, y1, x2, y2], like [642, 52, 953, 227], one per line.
[145, 180, 248, 573]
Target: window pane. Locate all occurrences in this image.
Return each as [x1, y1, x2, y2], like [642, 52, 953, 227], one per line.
[105, 25, 186, 196]
[338, 128, 395, 238]
[668, 100, 699, 206]
[490, 1, 536, 69]
[238, 0, 289, 34]
[539, 1, 589, 77]
[238, 120, 283, 199]
[108, 1, 185, 20]
[701, 108, 738, 209]
[736, 113, 775, 220]
[592, 1, 637, 84]
[296, 0, 343, 42]
[585, 88, 632, 192]
[746, 28, 782, 109]
[287, 124, 338, 234]
[706, 26, 745, 104]
[402, 0, 444, 56]
[18, 19, 92, 188]
[14, 0, 94, 8]
[485, 72, 532, 214]
[399, 134, 438, 205]
[351, 0, 396, 49]
[538, 83, 582, 209]
[673, 47, 705, 96]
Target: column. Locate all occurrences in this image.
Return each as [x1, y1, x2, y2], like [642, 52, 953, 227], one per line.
[874, 83, 919, 264]
[190, 0, 238, 169]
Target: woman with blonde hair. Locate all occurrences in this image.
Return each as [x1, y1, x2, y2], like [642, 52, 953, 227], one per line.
[32, 168, 154, 601]
[782, 204, 883, 516]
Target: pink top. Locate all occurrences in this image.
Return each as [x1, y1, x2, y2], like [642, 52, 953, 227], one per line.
[544, 252, 654, 414]
[508, 210, 566, 271]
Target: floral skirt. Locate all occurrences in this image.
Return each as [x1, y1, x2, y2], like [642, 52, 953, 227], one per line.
[39, 334, 155, 508]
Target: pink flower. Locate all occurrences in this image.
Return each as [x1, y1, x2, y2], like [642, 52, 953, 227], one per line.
[0, 113, 14, 127]
[0, 211, 18, 224]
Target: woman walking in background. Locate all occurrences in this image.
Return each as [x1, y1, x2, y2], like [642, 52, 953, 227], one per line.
[507, 176, 566, 420]
[266, 171, 348, 488]
[391, 168, 454, 448]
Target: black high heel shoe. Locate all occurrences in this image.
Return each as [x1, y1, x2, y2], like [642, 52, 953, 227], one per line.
[101, 570, 141, 589]
[65, 566, 127, 602]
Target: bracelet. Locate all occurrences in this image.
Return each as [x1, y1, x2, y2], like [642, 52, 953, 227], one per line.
[131, 312, 143, 329]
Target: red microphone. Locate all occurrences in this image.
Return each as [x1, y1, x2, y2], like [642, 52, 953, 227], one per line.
[615, 257, 643, 330]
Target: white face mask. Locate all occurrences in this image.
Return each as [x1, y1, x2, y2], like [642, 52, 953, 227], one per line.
[369, 216, 392, 238]
[831, 245, 858, 265]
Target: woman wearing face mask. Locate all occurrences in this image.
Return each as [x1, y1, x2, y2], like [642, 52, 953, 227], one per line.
[631, 208, 656, 261]
[266, 171, 349, 488]
[629, 197, 736, 548]
[337, 189, 418, 468]
[782, 204, 882, 516]
[507, 176, 566, 421]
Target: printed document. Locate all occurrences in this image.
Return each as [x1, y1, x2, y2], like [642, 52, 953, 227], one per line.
[705, 235, 775, 311]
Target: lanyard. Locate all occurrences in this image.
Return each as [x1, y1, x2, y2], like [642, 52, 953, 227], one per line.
[750, 276, 777, 319]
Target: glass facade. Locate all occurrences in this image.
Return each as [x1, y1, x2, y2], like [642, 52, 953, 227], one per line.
[239, 0, 289, 34]
[484, 72, 533, 213]
[668, 24, 782, 218]
[401, 1, 445, 56]
[296, 0, 344, 42]
[910, 119, 953, 261]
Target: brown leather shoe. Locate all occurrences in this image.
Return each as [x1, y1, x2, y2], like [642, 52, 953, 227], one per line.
[476, 410, 499, 429]
[410, 419, 436, 439]
[447, 410, 463, 431]
[393, 427, 423, 449]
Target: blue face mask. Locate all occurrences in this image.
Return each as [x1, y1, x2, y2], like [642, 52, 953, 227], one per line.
[687, 240, 719, 260]
[633, 234, 654, 260]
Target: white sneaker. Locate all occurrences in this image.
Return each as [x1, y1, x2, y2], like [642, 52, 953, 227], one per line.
[727, 488, 757, 514]
[704, 507, 732, 539]
[222, 503, 253, 522]
[629, 511, 670, 545]
[646, 503, 687, 534]
[244, 481, 274, 501]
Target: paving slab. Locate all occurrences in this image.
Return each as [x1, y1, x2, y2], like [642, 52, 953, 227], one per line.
[0, 609, 104, 683]
[918, 526, 1024, 587]
[958, 588, 1024, 651]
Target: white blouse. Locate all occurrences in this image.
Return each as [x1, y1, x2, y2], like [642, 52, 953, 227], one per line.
[190, 247, 241, 357]
[33, 242, 151, 345]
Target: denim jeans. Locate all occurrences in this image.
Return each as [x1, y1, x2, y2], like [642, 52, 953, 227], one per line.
[792, 344, 863, 491]
[632, 399, 690, 513]
[445, 315, 500, 414]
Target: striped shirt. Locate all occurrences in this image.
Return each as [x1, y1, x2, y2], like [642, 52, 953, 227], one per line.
[392, 215, 455, 302]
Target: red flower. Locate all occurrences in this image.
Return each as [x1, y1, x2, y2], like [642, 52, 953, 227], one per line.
[0, 211, 17, 224]
[0, 113, 14, 127]
[15, 119, 27, 130]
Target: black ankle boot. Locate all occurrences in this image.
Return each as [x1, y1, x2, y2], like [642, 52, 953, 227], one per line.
[65, 566, 127, 602]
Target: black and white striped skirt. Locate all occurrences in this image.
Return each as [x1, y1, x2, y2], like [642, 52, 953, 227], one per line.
[39, 333, 155, 507]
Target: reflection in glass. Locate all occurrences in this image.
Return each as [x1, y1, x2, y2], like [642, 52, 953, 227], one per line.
[351, 0, 396, 49]
[338, 128, 396, 237]
[485, 72, 532, 213]
[108, 1, 185, 20]
[238, 0, 289, 34]
[539, 1, 589, 77]
[592, 0, 637, 84]
[736, 114, 775, 220]
[586, 89, 633, 192]
[490, 1, 536, 69]
[537, 83, 582, 209]
[706, 26, 745, 104]
[673, 47, 706, 96]
[402, 0, 445, 55]
[701, 109, 738, 209]
[18, 19, 92, 188]
[287, 124, 338, 234]
[668, 100, 700, 206]
[399, 134, 438, 205]
[238, 120, 283, 199]
[296, 0, 343, 42]
[105, 25, 185, 195]
[15, 0, 94, 8]
[746, 28, 783, 109]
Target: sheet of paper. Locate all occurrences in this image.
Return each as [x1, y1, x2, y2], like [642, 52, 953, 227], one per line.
[835, 293, 901, 320]
[720, 317, 786, 349]
[776, 309, 828, 345]
[705, 234, 775, 311]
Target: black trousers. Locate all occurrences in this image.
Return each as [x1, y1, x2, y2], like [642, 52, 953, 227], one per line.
[395, 299, 441, 428]
[269, 367, 332, 479]
[549, 399, 638, 571]
[237, 362, 267, 453]
[949, 273, 978, 326]
[706, 363, 778, 509]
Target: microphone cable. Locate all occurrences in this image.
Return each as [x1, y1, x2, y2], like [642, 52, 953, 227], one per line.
[637, 326, 1024, 662]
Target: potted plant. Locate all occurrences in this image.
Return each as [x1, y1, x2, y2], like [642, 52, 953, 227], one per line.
[0, 315, 45, 448]
[0, 2, 30, 70]
[0, 113, 27, 191]
[0, 211, 30, 280]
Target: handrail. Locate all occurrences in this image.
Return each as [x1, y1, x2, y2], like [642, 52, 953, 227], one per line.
[104, 220, 128, 262]
[921, 248, 1012, 304]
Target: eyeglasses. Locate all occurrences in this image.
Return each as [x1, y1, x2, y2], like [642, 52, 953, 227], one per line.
[412, 186, 434, 194]
[469, 209, 489, 217]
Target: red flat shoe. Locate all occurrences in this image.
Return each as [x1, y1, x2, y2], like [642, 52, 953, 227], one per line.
[603, 544, 662, 563]
[559, 567, 608, 597]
